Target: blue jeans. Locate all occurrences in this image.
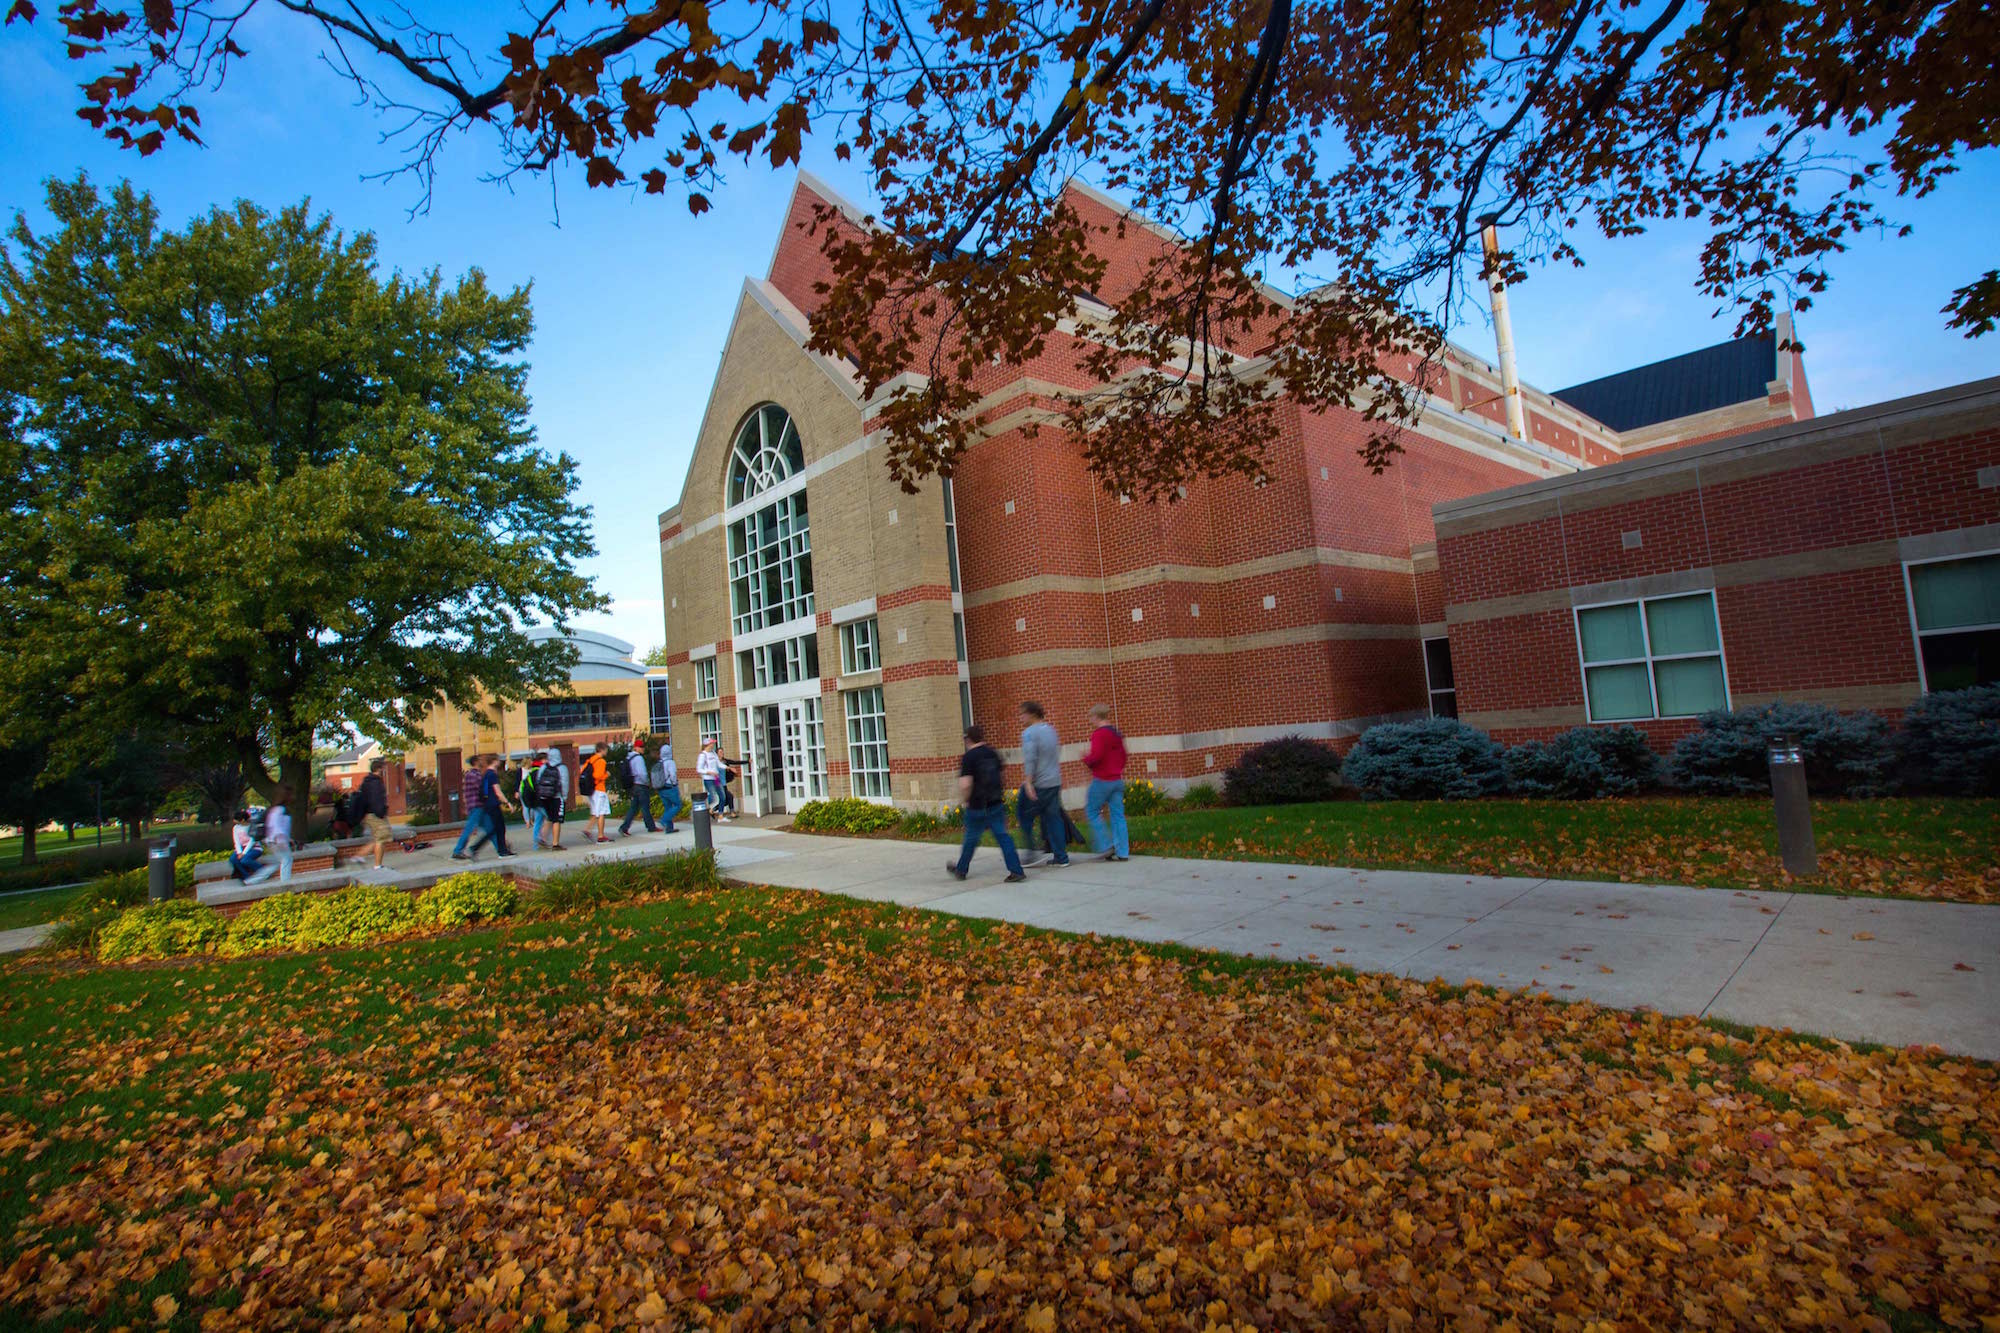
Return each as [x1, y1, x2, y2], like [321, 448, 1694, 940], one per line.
[1085, 778, 1129, 858]
[620, 783, 657, 834]
[1018, 786, 1069, 864]
[527, 805, 547, 846]
[704, 778, 726, 811]
[451, 807, 485, 855]
[955, 803, 1025, 877]
[658, 783, 680, 831]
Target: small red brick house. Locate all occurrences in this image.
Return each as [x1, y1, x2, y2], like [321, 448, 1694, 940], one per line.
[1431, 378, 2000, 747]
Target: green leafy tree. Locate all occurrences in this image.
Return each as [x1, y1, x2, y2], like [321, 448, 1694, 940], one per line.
[0, 175, 606, 827]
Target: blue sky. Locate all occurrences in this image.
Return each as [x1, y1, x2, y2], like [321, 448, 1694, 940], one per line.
[3, 14, 1995, 656]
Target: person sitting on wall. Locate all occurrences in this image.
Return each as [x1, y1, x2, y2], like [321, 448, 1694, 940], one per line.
[229, 807, 264, 881]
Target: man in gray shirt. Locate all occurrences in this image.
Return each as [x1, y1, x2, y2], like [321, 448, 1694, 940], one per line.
[1016, 700, 1069, 867]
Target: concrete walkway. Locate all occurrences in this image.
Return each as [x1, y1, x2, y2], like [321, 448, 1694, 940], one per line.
[10, 820, 1994, 1061]
[722, 828, 2000, 1061]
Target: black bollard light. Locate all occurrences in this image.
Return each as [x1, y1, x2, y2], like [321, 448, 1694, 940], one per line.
[147, 837, 177, 904]
[1767, 734, 1818, 877]
[690, 788, 713, 852]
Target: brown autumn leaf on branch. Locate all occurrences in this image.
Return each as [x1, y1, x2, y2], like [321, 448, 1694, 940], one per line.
[8, 0, 1996, 495]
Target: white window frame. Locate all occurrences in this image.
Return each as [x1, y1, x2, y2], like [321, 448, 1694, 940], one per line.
[1572, 589, 1731, 723]
[840, 617, 880, 675]
[1421, 635, 1456, 719]
[843, 686, 892, 801]
[696, 710, 721, 752]
[693, 657, 718, 701]
[1903, 548, 2000, 694]
[646, 677, 673, 734]
[942, 475, 962, 594]
[727, 490, 814, 636]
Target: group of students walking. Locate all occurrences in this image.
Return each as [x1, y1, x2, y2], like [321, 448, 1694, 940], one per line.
[447, 741, 694, 862]
[948, 700, 1131, 881]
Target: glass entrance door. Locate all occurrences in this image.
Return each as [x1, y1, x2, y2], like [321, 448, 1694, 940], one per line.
[779, 698, 828, 807]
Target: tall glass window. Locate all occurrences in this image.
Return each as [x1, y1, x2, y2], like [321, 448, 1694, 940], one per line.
[1423, 637, 1457, 719]
[844, 687, 891, 799]
[694, 658, 718, 701]
[1575, 591, 1727, 721]
[942, 475, 962, 594]
[647, 678, 672, 732]
[727, 406, 814, 635]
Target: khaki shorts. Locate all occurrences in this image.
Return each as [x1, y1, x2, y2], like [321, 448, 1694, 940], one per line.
[363, 813, 392, 846]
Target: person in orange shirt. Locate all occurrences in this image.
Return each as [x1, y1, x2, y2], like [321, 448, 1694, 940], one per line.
[581, 748, 613, 844]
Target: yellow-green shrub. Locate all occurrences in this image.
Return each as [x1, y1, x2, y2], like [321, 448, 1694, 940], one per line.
[96, 900, 227, 962]
[219, 892, 316, 957]
[175, 849, 231, 891]
[294, 885, 419, 949]
[416, 873, 517, 927]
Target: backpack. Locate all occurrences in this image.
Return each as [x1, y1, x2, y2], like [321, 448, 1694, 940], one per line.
[534, 763, 562, 803]
[518, 764, 542, 809]
[578, 759, 597, 797]
[333, 793, 354, 827]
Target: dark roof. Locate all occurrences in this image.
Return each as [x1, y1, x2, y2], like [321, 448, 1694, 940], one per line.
[1553, 335, 1776, 432]
[326, 742, 376, 766]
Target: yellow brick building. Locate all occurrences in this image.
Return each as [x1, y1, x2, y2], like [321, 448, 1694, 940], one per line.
[404, 629, 673, 821]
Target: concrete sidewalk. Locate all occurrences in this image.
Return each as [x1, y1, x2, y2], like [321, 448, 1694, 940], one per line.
[727, 830, 2000, 1061]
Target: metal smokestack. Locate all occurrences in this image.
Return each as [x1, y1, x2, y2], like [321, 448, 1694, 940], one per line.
[1480, 221, 1528, 441]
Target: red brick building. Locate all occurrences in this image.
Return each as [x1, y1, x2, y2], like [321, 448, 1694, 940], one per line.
[654, 174, 1826, 810]
[1433, 379, 2000, 746]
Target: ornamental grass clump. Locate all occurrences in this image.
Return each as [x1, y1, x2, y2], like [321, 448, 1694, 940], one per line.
[1122, 778, 1166, 816]
[294, 885, 419, 950]
[416, 872, 518, 928]
[519, 850, 719, 919]
[96, 900, 227, 962]
[218, 892, 317, 957]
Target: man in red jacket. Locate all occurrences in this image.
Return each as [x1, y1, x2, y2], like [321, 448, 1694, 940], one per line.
[1081, 703, 1131, 861]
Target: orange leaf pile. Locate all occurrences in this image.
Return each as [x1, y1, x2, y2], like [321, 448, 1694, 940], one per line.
[0, 886, 1995, 1329]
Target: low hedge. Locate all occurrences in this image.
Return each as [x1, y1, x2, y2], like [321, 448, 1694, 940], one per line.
[415, 872, 518, 927]
[1892, 685, 2000, 796]
[1669, 702, 1890, 796]
[219, 892, 316, 957]
[1225, 736, 1345, 806]
[792, 798, 904, 835]
[1504, 725, 1661, 799]
[294, 885, 420, 950]
[96, 900, 227, 963]
[1342, 720, 1505, 800]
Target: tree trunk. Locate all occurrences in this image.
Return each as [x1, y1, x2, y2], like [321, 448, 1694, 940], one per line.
[66, 822, 76, 842]
[280, 752, 313, 842]
[19, 823, 36, 868]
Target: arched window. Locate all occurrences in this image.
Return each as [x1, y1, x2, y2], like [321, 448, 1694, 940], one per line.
[728, 404, 805, 506]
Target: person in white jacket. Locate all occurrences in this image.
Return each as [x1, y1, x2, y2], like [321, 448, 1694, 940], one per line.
[697, 739, 730, 819]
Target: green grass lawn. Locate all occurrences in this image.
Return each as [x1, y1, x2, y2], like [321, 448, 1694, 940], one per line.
[0, 883, 1993, 1329]
[903, 796, 2000, 903]
[0, 884, 91, 933]
[0, 820, 209, 871]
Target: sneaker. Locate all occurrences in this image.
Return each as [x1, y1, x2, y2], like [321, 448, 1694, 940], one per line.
[1004, 873, 1027, 883]
[945, 862, 968, 881]
[1021, 851, 1050, 868]
[450, 852, 469, 861]
[596, 836, 613, 844]
[498, 852, 517, 859]
[1107, 855, 1129, 862]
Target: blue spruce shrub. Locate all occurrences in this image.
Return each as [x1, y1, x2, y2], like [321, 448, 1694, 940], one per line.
[1341, 719, 1505, 800]
[1222, 736, 1344, 806]
[1504, 726, 1661, 799]
[1892, 685, 2000, 796]
[1668, 702, 1890, 796]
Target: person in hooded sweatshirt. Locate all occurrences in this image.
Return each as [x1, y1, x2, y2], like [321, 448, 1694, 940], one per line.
[534, 747, 570, 851]
[1081, 703, 1130, 861]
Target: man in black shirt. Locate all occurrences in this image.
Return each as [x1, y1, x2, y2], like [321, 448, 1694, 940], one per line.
[947, 726, 1027, 881]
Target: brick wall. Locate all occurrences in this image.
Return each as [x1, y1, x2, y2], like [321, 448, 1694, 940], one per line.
[1435, 382, 2000, 745]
